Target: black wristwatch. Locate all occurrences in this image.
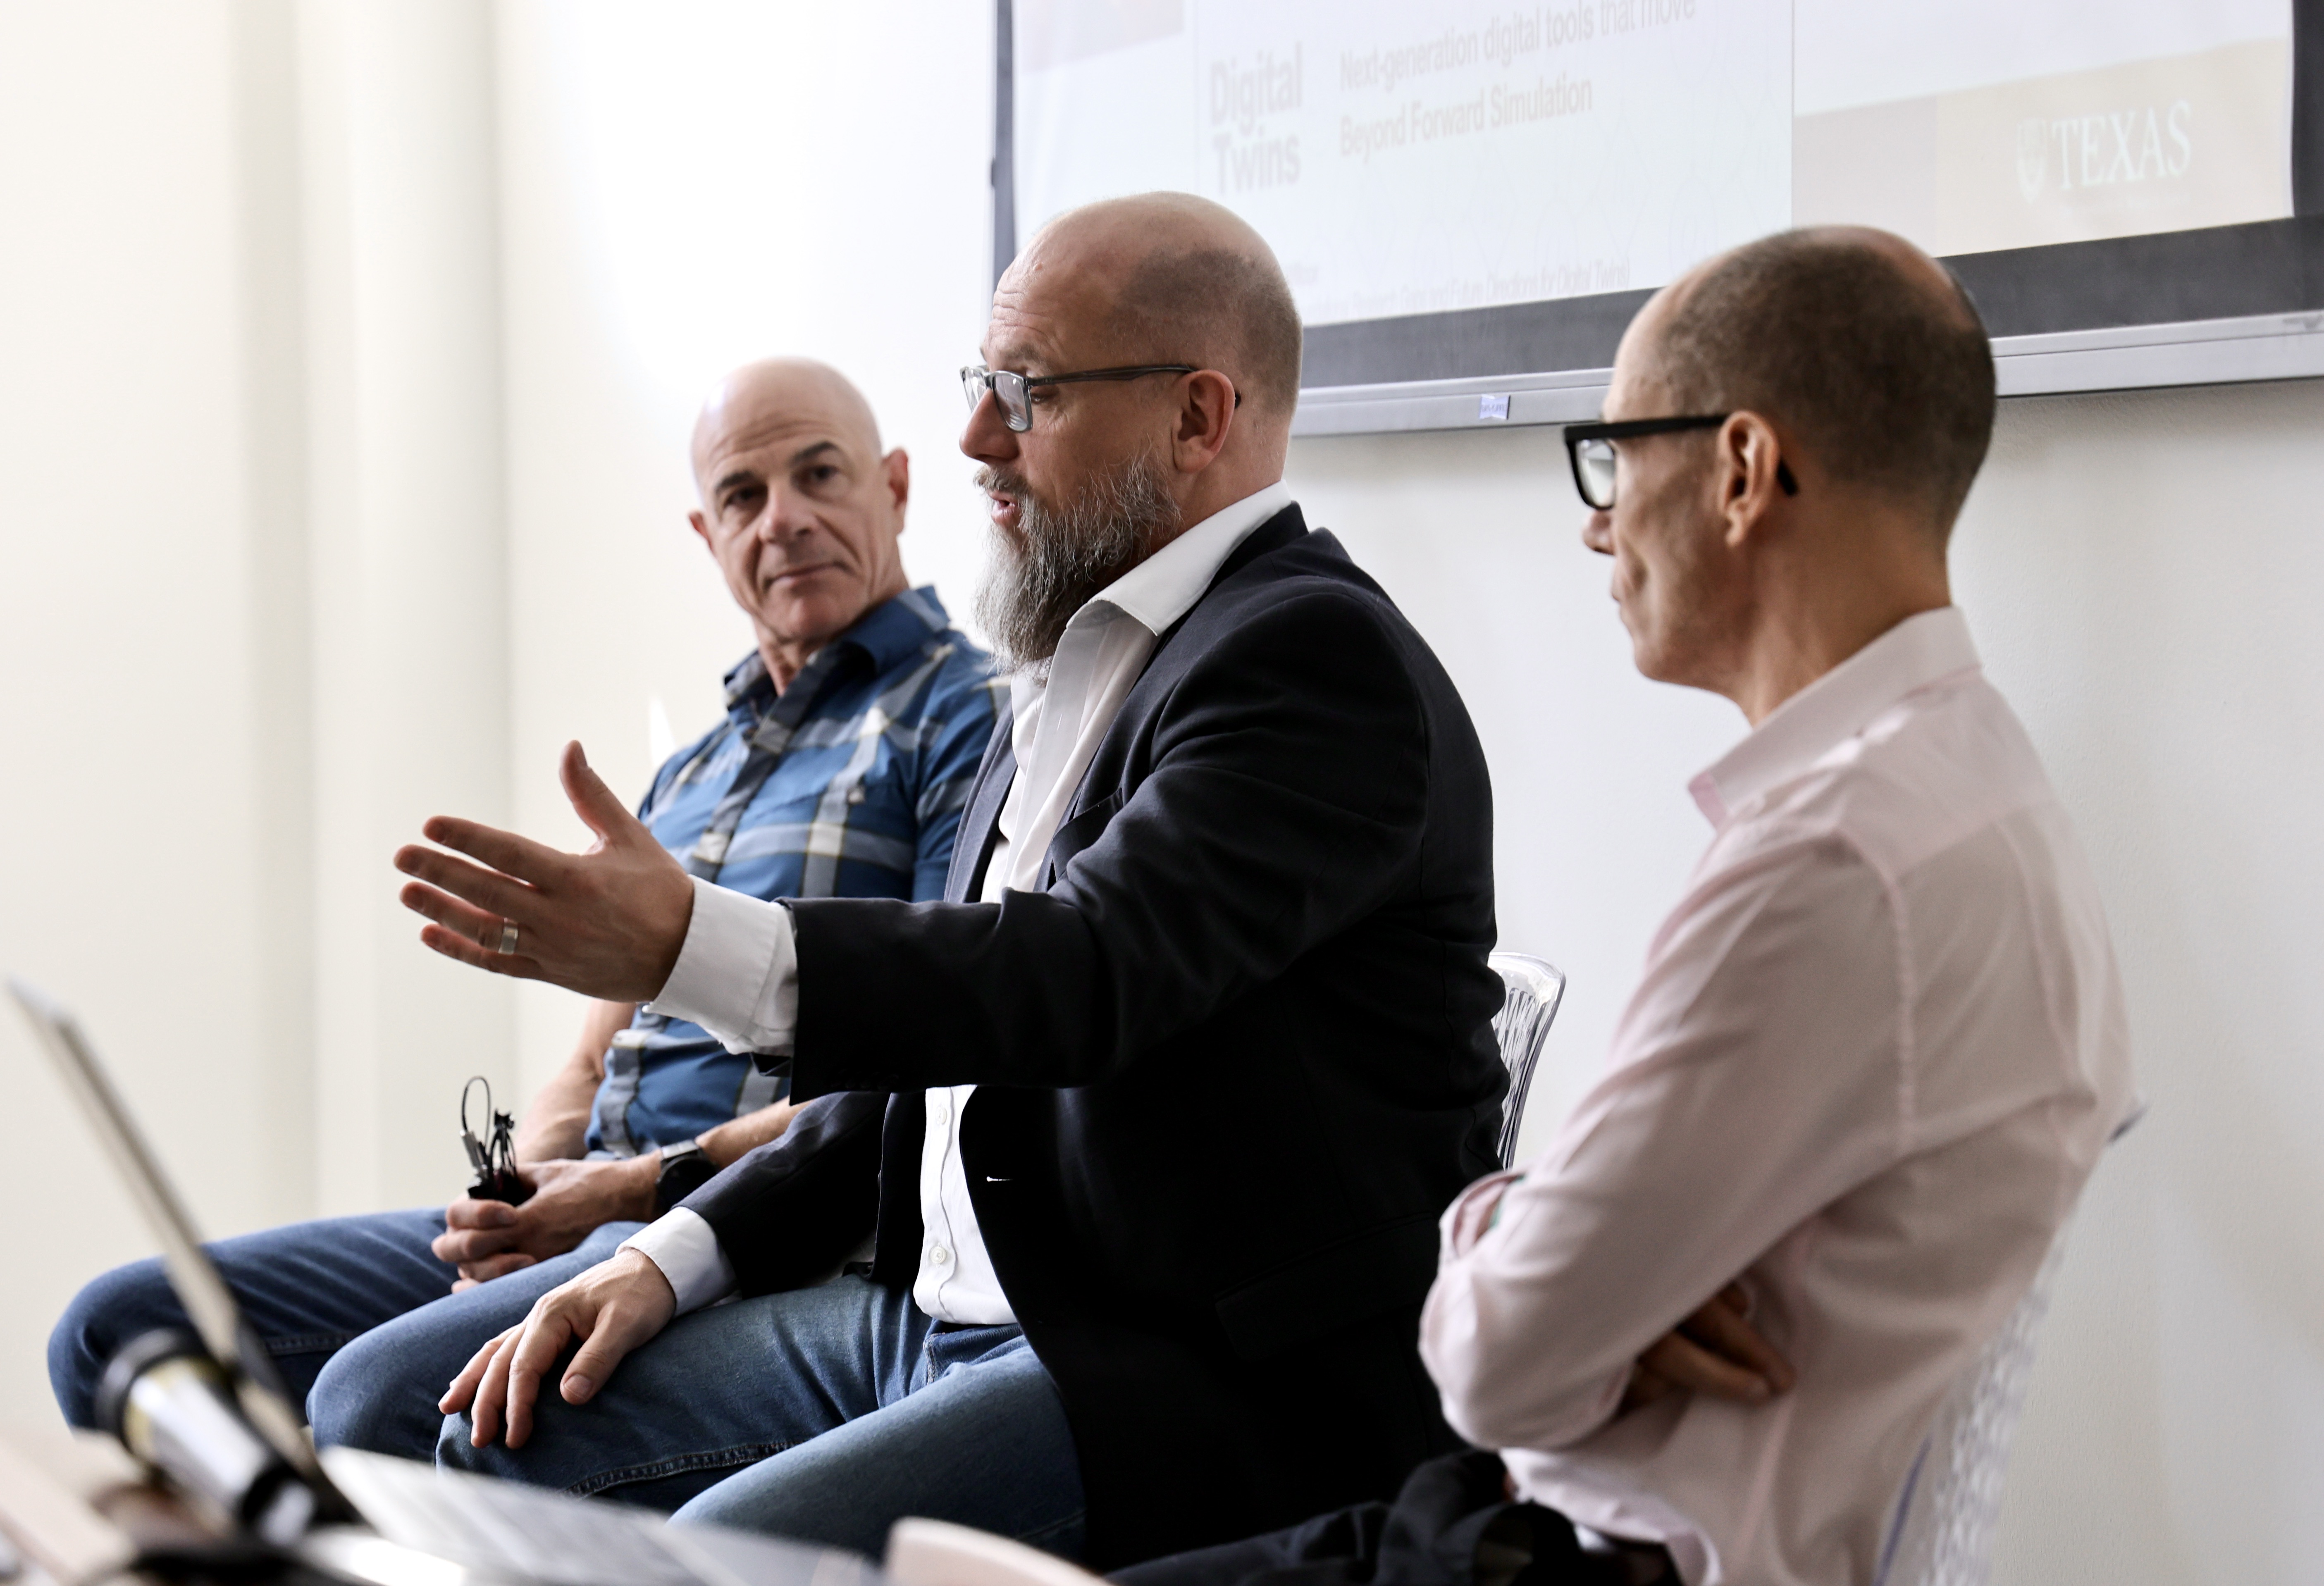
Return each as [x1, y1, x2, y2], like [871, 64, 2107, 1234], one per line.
[653, 1139, 719, 1216]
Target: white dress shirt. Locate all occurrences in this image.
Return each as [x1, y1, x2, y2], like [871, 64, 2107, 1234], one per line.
[1418, 607, 2137, 1586]
[628, 482, 1296, 1318]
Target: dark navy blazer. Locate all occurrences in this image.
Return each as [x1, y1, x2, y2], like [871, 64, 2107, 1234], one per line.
[685, 506, 1505, 1568]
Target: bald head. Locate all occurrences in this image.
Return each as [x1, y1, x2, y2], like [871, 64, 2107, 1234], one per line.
[691, 357, 882, 500]
[1013, 193, 1305, 421]
[967, 195, 1301, 667]
[686, 357, 910, 690]
[1637, 227, 1995, 530]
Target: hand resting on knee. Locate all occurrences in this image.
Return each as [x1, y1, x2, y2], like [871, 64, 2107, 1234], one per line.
[440, 1246, 677, 1449]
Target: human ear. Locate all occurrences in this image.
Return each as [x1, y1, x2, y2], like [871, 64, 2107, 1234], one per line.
[1718, 413, 1788, 548]
[883, 448, 910, 526]
[686, 509, 714, 551]
[1170, 370, 1238, 473]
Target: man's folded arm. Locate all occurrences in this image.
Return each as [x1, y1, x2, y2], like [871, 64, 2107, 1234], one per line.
[785, 587, 1437, 1098]
[1420, 843, 1909, 1451]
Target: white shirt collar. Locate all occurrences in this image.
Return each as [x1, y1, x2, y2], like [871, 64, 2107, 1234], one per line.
[1689, 606, 1982, 828]
[1073, 480, 1294, 640]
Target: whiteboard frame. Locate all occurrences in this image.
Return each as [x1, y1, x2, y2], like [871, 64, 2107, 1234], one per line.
[1290, 309, 2324, 436]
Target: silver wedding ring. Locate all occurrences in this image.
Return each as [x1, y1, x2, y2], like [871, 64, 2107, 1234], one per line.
[495, 921, 520, 956]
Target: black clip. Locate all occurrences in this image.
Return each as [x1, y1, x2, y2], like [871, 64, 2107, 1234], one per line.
[460, 1076, 530, 1204]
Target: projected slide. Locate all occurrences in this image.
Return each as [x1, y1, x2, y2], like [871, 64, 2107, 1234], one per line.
[1013, 0, 2295, 328]
[1792, 0, 2293, 256]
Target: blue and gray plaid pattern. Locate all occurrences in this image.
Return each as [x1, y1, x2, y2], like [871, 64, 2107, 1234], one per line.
[586, 587, 1000, 1156]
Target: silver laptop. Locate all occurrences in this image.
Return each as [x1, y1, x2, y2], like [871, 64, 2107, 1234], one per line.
[9, 977, 871, 1586]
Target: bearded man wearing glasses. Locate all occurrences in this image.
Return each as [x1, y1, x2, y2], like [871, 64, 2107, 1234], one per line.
[385, 192, 1506, 1571]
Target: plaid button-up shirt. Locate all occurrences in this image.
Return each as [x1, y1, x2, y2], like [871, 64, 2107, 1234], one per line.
[586, 586, 1000, 1156]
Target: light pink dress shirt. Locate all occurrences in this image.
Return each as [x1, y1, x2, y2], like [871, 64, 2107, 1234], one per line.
[1419, 607, 2137, 1586]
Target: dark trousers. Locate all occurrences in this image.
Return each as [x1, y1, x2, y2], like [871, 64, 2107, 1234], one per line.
[1113, 1452, 1670, 1586]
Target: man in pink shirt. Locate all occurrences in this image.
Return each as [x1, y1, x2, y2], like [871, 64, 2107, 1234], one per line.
[1119, 229, 2136, 1586]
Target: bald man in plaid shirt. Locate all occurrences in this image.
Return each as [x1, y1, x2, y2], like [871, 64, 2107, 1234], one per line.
[51, 359, 998, 1460]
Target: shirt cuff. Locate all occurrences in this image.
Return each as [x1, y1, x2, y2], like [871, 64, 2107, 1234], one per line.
[650, 876, 797, 1056]
[618, 1208, 737, 1314]
[1441, 1169, 1524, 1258]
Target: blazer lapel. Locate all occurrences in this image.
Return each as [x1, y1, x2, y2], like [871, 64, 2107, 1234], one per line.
[1027, 505, 1313, 892]
[945, 703, 1017, 903]
[1149, 503, 1307, 656]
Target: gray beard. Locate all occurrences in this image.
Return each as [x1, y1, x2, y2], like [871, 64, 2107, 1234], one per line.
[974, 453, 1182, 671]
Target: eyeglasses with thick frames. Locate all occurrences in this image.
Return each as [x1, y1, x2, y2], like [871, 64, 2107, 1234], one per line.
[960, 363, 1235, 432]
[1563, 414, 1799, 510]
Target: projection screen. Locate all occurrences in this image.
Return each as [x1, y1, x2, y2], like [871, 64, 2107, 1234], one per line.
[997, 0, 2324, 434]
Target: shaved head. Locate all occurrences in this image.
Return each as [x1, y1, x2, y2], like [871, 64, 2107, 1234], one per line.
[1016, 193, 1305, 420]
[967, 193, 1302, 668]
[692, 357, 883, 502]
[1641, 227, 1995, 530]
[1588, 227, 1972, 721]
[686, 356, 909, 689]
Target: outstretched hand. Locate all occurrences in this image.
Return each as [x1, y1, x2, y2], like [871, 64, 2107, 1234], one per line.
[1623, 1283, 1796, 1411]
[394, 741, 694, 1003]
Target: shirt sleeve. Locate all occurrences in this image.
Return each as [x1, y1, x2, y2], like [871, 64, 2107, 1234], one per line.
[650, 877, 797, 1056]
[618, 1208, 736, 1313]
[783, 586, 1442, 1097]
[1420, 835, 1909, 1454]
[1441, 1169, 1524, 1257]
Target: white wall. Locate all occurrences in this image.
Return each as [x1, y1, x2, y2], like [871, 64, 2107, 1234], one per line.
[1959, 384, 2324, 1583]
[297, 0, 520, 1216]
[2, 5, 2319, 1582]
[0, 0, 313, 1432]
[490, 0, 1000, 1097]
[1292, 378, 2324, 1585]
[0, 0, 524, 1423]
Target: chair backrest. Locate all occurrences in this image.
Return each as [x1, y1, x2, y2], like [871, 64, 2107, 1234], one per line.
[1486, 952, 1566, 1169]
[1873, 1102, 2139, 1586]
[1871, 1222, 2071, 1586]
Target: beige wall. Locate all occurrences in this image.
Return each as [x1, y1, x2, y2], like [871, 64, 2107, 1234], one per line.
[2, 4, 2319, 1581]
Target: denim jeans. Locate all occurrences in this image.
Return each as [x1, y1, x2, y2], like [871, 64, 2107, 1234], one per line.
[48, 1207, 642, 1462]
[435, 1274, 1086, 1560]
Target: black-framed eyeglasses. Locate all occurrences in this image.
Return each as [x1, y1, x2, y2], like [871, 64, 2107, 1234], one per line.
[1563, 414, 1799, 510]
[960, 363, 1232, 432]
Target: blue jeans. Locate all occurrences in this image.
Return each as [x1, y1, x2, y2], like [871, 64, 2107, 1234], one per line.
[48, 1208, 643, 1461]
[436, 1274, 1086, 1560]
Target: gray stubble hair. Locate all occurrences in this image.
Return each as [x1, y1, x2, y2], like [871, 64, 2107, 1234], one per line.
[974, 453, 1183, 671]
